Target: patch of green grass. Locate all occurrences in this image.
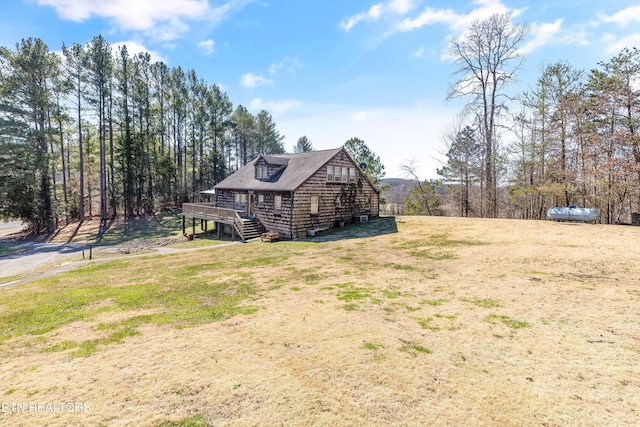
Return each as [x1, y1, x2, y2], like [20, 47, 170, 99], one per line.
[405, 305, 421, 312]
[416, 317, 440, 331]
[382, 286, 401, 299]
[409, 249, 456, 260]
[290, 286, 301, 291]
[399, 339, 432, 356]
[40, 341, 76, 353]
[302, 273, 325, 285]
[169, 238, 227, 249]
[434, 313, 457, 320]
[484, 314, 530, 329]
[363, 342, 381, 350]
[4, 388, 16, 395]
[395, 233, 484, 260]
[382, 285, 407, 299]
[156, 413, 208, 427]
[460, 297, 502, 308]
[65, 327, 141, 358]
[421, 298, 449, 306]
[342, 304, 359, 311]
[0, 253, 261, 350]
[336, 283, 371, 302]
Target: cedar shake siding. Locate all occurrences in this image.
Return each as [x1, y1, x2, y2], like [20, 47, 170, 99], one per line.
[214, 148, 379, 239]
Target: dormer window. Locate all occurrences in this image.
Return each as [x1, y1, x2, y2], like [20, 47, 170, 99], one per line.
[257, 165, 268, 179]
[255, 155, 289, 180]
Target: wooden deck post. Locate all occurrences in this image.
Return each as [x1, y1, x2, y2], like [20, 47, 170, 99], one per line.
[192, 218, 196, 236]
[182, 215, 186, 236]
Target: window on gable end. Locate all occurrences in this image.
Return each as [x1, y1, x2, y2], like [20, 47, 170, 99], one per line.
[349, 167, 356, 183]
[310, 195, 319, 215]
[334, 166, 342, 182]
[327, 166, 334, 182]
[342, 167, 348, 183]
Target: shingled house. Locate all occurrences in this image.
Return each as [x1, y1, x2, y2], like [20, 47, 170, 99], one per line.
[212, 148, 380, 239]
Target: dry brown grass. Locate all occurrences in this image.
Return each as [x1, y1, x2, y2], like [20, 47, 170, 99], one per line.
[1, 216, 640, 426]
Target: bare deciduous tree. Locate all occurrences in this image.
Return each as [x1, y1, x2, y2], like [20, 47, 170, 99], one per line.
[448, 13, 529, 218]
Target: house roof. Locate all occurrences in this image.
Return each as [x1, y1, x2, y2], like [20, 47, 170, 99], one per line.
[214, 148, 346, 192]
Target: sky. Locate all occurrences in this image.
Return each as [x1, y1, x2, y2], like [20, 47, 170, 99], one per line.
[2, 0, 640, 179]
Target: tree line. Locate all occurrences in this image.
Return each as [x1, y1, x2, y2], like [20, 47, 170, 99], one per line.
[437, 13, 640, 224]
[0, 36, 286, 233]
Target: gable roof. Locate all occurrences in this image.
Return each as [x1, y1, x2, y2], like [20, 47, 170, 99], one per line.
[215, 148, 345, 192]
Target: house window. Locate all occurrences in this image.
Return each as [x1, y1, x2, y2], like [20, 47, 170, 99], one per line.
[327, 166, 334, 182]
[274, 195, 282, 215]
[342, 167, 348, 183]
[310, 196, 319, 215]
[234, 193, 247, 210]
[258, 194, 264, 208]
[257, 165, 267, 179]
[349, 167, 356, 183]
[334, 166, 342, 182]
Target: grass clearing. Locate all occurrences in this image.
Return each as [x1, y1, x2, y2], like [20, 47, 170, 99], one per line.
[1, 215, 640, 426]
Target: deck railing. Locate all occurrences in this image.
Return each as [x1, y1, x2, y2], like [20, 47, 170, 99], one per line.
[181, 203, 236, 222]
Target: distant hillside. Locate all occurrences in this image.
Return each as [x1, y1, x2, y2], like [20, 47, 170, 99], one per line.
[380, 178, 417, 215]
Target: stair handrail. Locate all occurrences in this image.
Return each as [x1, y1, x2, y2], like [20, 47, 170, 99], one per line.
[233, 210, 245, 241]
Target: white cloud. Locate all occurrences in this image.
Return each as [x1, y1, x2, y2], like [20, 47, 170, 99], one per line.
[341, 4, 383, 31]
[598, 4, 640, 27]
[111, 40, 166, 63]
[397, 0, 520, 33]
[519, 19, 563, 55]
[412, 47, 425, 57]
[249, 98, 302, 114]
[388, 0, 415, 15]
[268, 62, 283, 75]
[604, 33, 640, 54]
[240, 73, 273, 89]
[34, 0, 237, 41]
[268, 56, 303, 75]
[198, 39, 215, 55]
[340, 0, 416, 32]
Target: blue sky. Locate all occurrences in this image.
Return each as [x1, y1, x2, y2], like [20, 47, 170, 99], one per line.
[2, 0, 640, 178]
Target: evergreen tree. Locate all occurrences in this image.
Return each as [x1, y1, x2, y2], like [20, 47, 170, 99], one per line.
[0, 38, 57, 232]
[343, 137, 385, 185]
[294, 135, 313, 153]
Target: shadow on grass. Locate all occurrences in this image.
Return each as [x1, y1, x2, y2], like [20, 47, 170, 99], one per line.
[93, 214, 183, 245]
[305, 216, 398, 243]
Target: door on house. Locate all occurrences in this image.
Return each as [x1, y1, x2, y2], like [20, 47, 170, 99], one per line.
[247, 193, 255, 218]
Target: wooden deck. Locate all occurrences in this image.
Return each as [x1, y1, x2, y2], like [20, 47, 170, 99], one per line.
[181, 203, 261, 241]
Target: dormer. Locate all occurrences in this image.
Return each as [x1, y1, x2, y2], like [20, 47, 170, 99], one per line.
[255, 155, 289, 181]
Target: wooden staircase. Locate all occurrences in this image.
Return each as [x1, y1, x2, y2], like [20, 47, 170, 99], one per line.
[237, 218, 263, 240]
